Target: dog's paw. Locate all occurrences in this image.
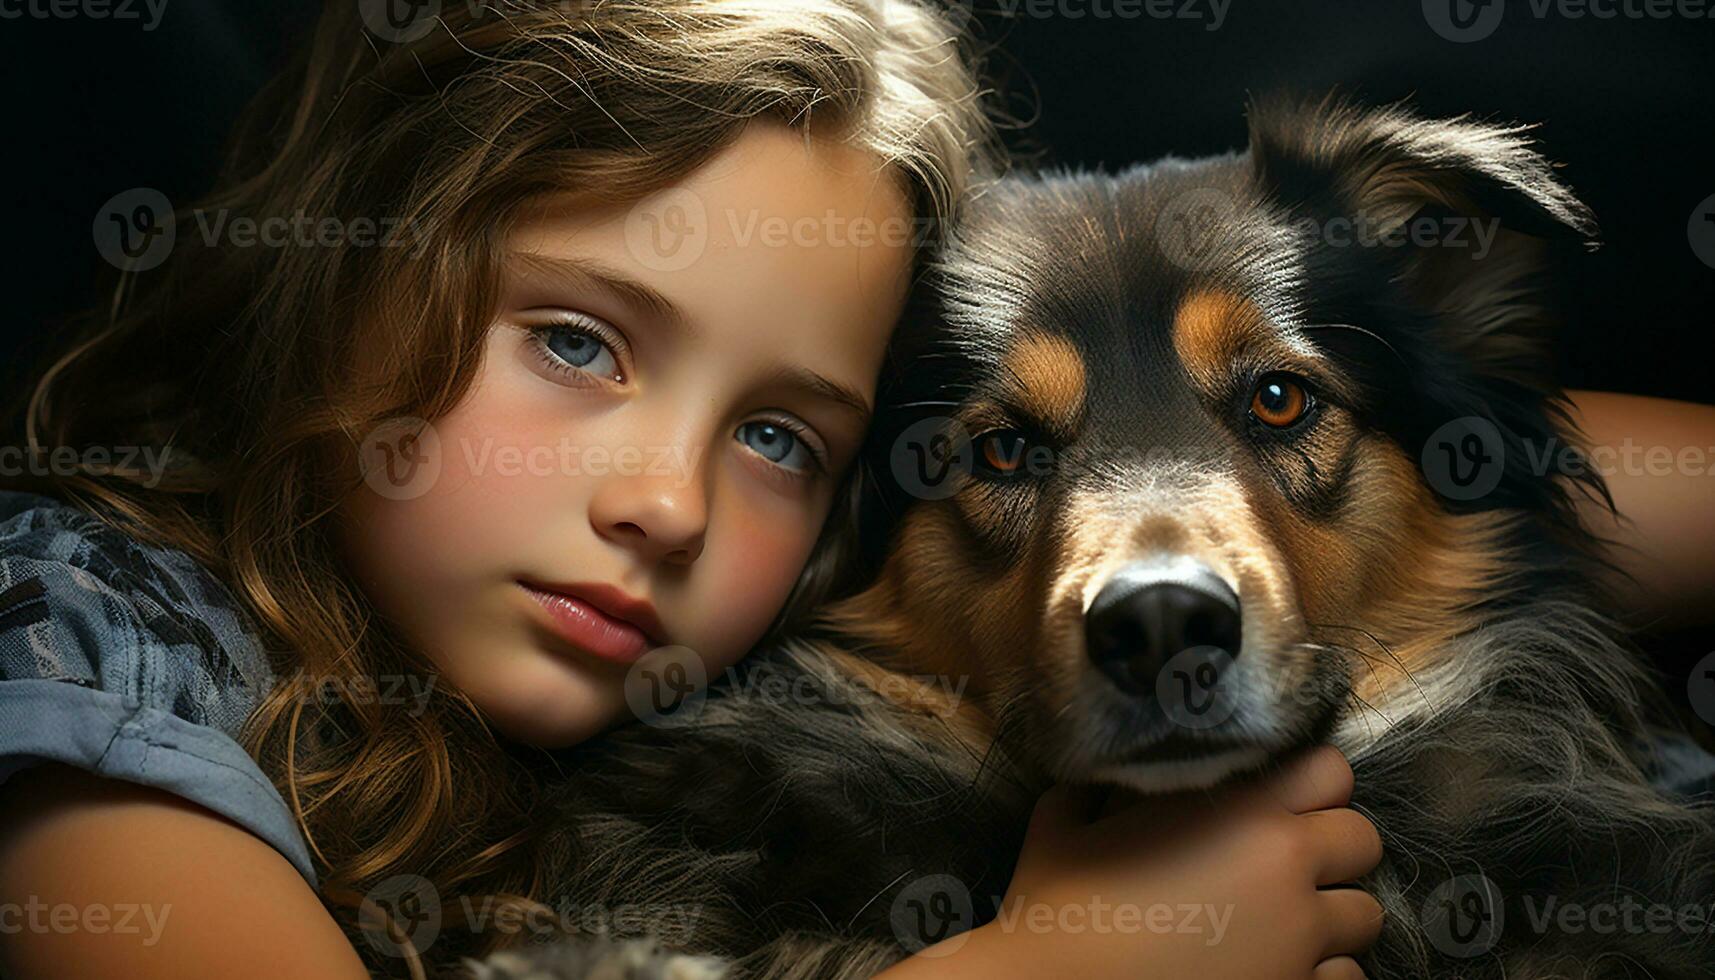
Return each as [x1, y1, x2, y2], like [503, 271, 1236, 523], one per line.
[464, 937, 729, 980]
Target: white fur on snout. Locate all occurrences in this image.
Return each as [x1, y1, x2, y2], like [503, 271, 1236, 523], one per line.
[1047, 476, 1318, 790]
[1080, 553, 1237, 617]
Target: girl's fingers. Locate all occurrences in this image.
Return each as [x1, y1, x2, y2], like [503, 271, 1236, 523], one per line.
[1316, 887, 1386, 959]
[1312, 955, 1368, 980]
[1254, 745, 1356, 814]
[1304, 807, 1385, 885]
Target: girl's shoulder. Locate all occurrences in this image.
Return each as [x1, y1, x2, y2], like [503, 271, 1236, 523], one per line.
[0, 489, 277, 723]
[0, 489, 317, 885]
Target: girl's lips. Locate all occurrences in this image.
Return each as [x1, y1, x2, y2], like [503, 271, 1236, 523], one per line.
[519, 583, 656, 664]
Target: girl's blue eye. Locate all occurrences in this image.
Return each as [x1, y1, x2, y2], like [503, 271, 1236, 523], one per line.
[537, 321, 622, 382]
[736, 420, 815, 473]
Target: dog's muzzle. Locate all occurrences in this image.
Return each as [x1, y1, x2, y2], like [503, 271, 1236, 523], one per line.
[1084, 556, 1242, 697]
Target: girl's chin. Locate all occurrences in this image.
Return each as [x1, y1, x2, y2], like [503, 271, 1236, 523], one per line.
[460, 648, 632, 748]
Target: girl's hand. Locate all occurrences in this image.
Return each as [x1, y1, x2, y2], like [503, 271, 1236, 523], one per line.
[879, 745, 1384, 980]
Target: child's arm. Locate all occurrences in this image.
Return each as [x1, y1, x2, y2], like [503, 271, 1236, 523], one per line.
[875, 746, 1383, 980]
[0, 763, 371, 980]
[1567, 391, 1715, 627]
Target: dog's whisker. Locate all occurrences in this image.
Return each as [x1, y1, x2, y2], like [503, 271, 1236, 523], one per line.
[1292, 639, 1396, 742]
[844, 869, 914, 932]
[1309, 622, 1435, 714]
[1342, 689, 1390, 740]
[891, 399, 964, 410]
[1296, 639, 1389, 710]
[1301, 321, 1411, 367]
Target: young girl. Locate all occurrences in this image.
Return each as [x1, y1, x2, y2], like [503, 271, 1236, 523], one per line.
[0, 3, 1707, 979]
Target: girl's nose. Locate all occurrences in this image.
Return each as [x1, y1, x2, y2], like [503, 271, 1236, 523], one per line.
[587, 463, 707, 566]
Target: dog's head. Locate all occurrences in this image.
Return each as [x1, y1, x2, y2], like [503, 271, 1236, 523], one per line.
[827, 97, 1605, 793]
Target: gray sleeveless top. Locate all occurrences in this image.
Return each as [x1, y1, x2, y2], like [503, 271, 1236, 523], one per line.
[0, 490, 315, 885]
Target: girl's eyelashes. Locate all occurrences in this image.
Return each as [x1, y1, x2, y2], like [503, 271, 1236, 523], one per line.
[523, 312, 630, 385]
[735, 417, 828, 478]
[515, 311, 829, 480]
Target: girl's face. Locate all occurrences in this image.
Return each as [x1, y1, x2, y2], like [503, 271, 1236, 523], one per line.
[338, 122, 914, 747]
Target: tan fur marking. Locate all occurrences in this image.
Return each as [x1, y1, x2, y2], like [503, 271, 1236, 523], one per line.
[821, 501, 1059, 746]
[1171, 289, 1266, 389]
[999, 332, 1087, 436]
[1247, 437, 1517, 711]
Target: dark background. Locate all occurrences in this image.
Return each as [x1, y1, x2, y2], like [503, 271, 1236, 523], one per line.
[0, 0, 1710, 661]
[973, 0, 1715, 403]
[2, 1, 1711, 396]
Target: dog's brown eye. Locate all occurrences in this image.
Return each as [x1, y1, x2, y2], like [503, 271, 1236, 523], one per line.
[1250, 375, 1310, 428]
[975, 430, 1031, 476]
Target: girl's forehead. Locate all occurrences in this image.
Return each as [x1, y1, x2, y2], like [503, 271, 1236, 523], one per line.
[500, 123, 917, 415]
[514, 122, 913, 258]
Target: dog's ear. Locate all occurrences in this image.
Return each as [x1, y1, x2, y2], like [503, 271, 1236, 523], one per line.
[1247, 95, 1606, 521]
[1247, 93, 1596, 245]
[1244, 96, 1596, 382]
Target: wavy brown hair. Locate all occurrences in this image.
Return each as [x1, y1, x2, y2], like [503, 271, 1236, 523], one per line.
[1, 0, 999, 973]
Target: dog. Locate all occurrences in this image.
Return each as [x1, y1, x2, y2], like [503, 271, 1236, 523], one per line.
[470, 97, 1715, 980]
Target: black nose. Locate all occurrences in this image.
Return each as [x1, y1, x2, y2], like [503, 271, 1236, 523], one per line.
[1085, 562, 1242, 696]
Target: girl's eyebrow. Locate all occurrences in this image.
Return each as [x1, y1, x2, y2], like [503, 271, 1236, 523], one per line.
[761, 364, 874, 423]
[510, 251, 870, 423]
[510, 252, 688, 332]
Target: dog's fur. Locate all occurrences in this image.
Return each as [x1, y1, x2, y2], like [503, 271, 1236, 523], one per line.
[471, 97, 1715, 980]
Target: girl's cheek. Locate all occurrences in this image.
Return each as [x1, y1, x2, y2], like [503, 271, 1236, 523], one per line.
[696, 496, 822, 671]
